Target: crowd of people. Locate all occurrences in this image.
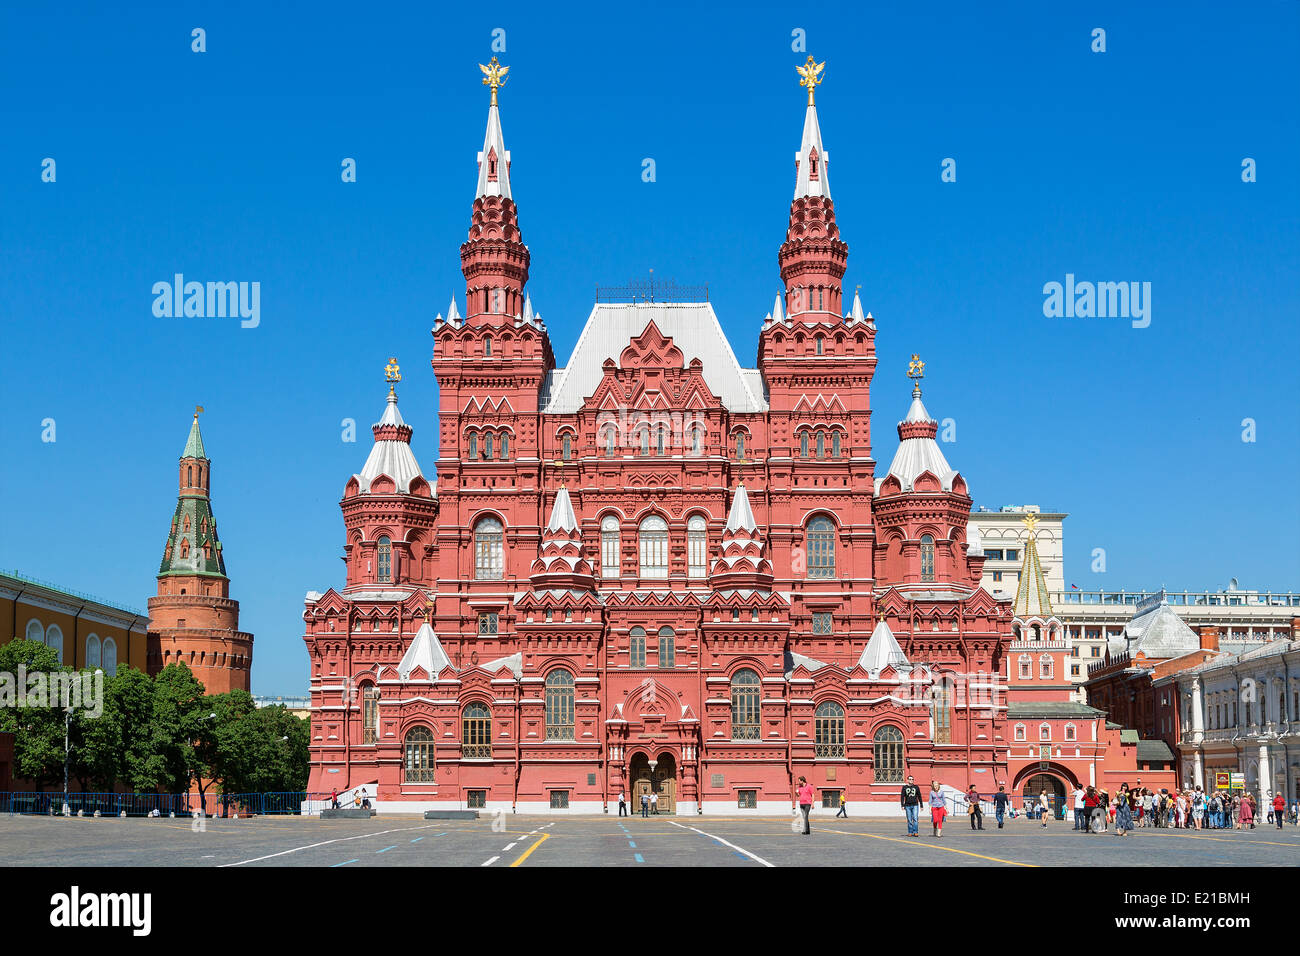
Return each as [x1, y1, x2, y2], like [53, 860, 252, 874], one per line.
[1061, 783, 1296, 835]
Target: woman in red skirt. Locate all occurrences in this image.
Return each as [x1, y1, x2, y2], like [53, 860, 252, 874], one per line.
[929, 781, 947, 837]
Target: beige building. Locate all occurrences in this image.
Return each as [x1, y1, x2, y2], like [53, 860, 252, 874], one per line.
[968, 505, 1066, 597]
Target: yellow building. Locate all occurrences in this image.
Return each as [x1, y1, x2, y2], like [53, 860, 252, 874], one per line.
[0, 570, 148, 674]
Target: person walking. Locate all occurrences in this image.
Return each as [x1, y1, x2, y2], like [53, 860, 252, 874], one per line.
[1038, 789, 1050, 828]
[1098, 789, 1110, 832]
[835, 792, 848, 819]
[330, 789, 339, 810]
[618, 790, 627, 817]
[900, 775, 923, 838]
[966, 785, 984, 830]
[1083, 787, 1099, 834]
[1243, 794, 1256, 829]
[929, 781, 947, 837]
[1072, 786, 1086, 831]
[796, 776, 815, 836]
[1192, 787, 1205, 830]
[993, 785, 1010, 829]
[1271, 791, 1286, 829]
[1114, 784, 1134, 836]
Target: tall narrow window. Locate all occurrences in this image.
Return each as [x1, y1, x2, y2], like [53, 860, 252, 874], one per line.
[101, 638, 117, 676]
[731, 669, 760, 740]
[932, 682, 952, 744]
[545, 669, 575, 740]
[362, 685, 380, 743]
[468, 433, 477, 459]
[920, 534, 935, 582]
[561, 434, 571, 461]
[86, 635, 101, 671]
[807, 516, 836, 578]
[462, 703, 492, 759]
[605, 429, 615, 457]
[735, 432, 746, 458]
[873, 725, 904, 782]
[1040, 654, 1054, 679]
[815, 335, 824, 355]
[629, 627, 646, 668]
[690, 426, 702, 455]
[658, 626, 676, 668]
[600, 515, 621, 578]
[474, 517, 504, 580]
[484, 434, 494, 459]
[687, 515, 708, 578]
[832, 432, 841, 458]
[816, 432, 825, 458]
[640, 429, 649, 456]
[800, 432, 809, 457]
[377, 536, 392, 583]
[815, 701, 845, 757]
[638, 515, 669, 578]
[404, 726, 435, 781]
[485, 336, 493, 356]
[656, 425, 665, 455]
[44, 624, 64, 664]
[499, 433, 508, 459]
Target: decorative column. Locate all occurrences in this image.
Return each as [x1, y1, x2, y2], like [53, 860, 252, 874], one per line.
[1258, 742, 1271, 808]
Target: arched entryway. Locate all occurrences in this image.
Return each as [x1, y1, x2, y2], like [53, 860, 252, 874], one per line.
[1021, 773, 1066, 819]
[628, 751, 677, 815]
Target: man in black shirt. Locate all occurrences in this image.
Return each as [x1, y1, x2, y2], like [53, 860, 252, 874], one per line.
[900, 775, 923, 838]
[993, 784, 1011, 829]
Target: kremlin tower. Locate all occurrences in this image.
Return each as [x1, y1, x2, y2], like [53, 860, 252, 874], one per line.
[147, 408, 253, 694]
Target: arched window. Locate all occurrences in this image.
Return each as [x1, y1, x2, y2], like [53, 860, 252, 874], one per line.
[656, 424, 665, 455]
[362, 684, 380, 743]
[807, 516, 835, 578]
[800, 431, 809, 457]
[687, 515, 708, 578]
[931, 681, 953, 744]
[731, 669, 761, 740]
[1014, 723, 1027, 742]
[640, 429, 649, 456]
[873, 725, 905, 782]
[920, 534, 935, 582]
[734, 432, 746, 458]
[658, 626, 675, 668]
[462, 703, 492, 759]
[377, 536, 392, 583]
[832, 432, 841, 458]
[605, 429, 616, 457]
[86, 634, 101, 670]
[561, 434, 571, 461]
[484, 336, 493, 356]
[187, 465, 193, 485]
[629, 627, 646, 668]
[1039, 723, 1051, 742]
[474, 517, 504, 580]
[638, 515, 668, 578]
[1040, 654, 1054, 679]
[404, 726, 436, 781]
[101, 638, 117, 676]
[499, 433, 509, 459]
[601, 515, 621, 578]
[816, 431, 825, 458]
[690, 425, 702, 455]
[484, 433, 494, 459]
[468, 433, 477, 459]
[25, 619, 44, 643]
[815, 701, 845, 757]
[815, 334, 824, 355]
[45, 624, 63, 664]
[545, 669, 575, 740]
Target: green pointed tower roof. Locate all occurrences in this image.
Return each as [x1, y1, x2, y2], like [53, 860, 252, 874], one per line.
[1012, 515, 1054, 620]
[183, 407, 207, 459]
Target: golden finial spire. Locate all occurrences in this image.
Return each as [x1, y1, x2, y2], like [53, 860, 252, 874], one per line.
[1021, 513, 1039, 537]
[194, 404, 204, 421]
[385, 356, 401, 396]
[907, 353, 925, 396]
[480, 57, 509, 107]
[796, 56, 825, 106]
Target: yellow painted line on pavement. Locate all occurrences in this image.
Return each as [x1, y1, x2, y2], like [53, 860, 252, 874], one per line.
[509, 832, 550, 867]
[822, 828, 1037, 867]
[1150, 830, 1299, 849]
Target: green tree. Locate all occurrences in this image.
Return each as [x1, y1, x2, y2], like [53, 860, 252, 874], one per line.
[71, 667, 155, 792]
[146, 663, 207, 793]
[246, 705, 311, 794]
[0, 639, 68, 787]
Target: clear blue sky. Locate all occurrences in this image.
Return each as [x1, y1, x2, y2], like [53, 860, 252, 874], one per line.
[2, 2, 1297, 694]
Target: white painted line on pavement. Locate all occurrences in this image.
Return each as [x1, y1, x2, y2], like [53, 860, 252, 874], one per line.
[482, 855, 500, 866]
[668, 821, 775, 867]
[219, 823, 443, 867]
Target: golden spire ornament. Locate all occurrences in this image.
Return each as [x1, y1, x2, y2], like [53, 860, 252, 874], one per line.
[385, 356, 401, 396]
[1021, 513, 1040, 537]
[480, 57, 509, 107]
[796, 56, 825, 106]
[907, 353, 925, 395]
[194, 404, 204, 421]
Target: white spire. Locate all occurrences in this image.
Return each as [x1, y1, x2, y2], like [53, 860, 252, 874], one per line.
[847, 289, 865, 323]
[793, 102, 831, 200]
[724, 484, 758, 533]
[772, 292, 785, 324]
[522, 293, 534, 324]
[858, 621, 909, 675]
[447, 295, 462, 325]
[475, 103, 512, 200]
[397, 620, 452, 680]
[545, 485, 580, 533]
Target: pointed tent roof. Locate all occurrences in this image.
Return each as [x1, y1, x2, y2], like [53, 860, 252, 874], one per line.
[397, 620, 452, 680]
[475, 102, 512, 200]
[858, 621, 910, 675]
[877, 388, 961, 495]
[182, 414, 206, 459]
[1012, 529, 1055, 620]
[354, 392, 427, 494]
[794, 102, 831, 200]
[846, 290, 866, 324]
[724, 483, 757, 533]
[545, 485, 579, 533]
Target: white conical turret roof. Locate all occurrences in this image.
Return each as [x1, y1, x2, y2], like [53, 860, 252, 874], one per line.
[794, 102, 831, 200]
[446, 296, 462, 326]
[546, 485, 579, 533]
[772, 293, 785, 324]
[877, 389, 961, 496]
[397, 620, 452, 680]
[475, 103, 512, 200]
[355, 393, 426, 494]
[859, 621, 910, 675]
[724, 484, 757, 533]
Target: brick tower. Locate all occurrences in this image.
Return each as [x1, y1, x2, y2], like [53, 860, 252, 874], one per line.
[147, 408, 253, 693]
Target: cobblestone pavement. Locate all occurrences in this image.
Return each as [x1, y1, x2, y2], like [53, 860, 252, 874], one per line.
[2, 813, 1297, 867]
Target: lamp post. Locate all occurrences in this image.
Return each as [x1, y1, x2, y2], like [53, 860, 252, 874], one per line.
[62, 705, 73, 816]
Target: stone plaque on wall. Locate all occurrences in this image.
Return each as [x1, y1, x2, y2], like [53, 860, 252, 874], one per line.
[711, 774, 725, 788]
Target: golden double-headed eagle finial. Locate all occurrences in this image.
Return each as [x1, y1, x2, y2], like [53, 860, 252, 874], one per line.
[1022, 514, 1040, 536]
[385, 356, 401, 396]
[796, 56, 825, 106]
[480, 57, 509, 107]
[907, 354, 925, 381]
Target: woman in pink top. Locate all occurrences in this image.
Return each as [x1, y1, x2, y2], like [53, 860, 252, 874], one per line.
[796, 776, 815, 835]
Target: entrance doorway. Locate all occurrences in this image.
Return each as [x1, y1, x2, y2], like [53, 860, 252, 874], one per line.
[629, 752, 676, 815]
[1021, 773, 1066, 819]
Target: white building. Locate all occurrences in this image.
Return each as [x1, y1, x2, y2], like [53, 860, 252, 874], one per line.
[968, 505, 1065, 597]
[1159, 639, 1300, 805]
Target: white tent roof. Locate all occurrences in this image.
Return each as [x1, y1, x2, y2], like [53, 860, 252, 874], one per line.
[397, 622, 452, 680]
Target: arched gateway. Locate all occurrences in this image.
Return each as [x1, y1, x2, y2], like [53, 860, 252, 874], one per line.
[629, 752, 677, 814]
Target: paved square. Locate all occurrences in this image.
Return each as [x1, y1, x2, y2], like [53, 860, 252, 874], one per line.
[2, 813, 1297, 867]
